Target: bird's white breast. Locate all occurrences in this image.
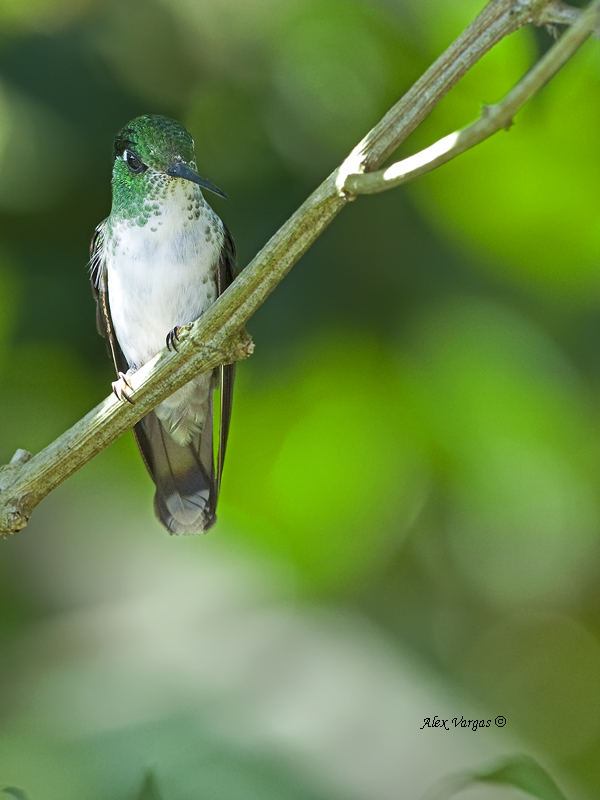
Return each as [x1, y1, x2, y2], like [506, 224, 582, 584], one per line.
[105, 186, 224, 370]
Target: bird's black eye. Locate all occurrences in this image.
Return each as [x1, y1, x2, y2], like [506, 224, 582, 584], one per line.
[125, 150, 147, 174]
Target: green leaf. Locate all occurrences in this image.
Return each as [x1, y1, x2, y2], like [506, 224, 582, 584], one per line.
[3, 789, 29, 800]
[472, 755, 568, 800]
[428, 755, 569, 800]
[135, 772, 163, 800]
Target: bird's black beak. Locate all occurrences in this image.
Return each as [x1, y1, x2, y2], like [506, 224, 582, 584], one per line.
[165, 161, 228, 199]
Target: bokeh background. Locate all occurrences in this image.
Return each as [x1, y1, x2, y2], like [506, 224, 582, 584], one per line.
[0, 0, 598, 797]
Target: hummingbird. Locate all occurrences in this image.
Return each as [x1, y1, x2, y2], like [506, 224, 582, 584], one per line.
[90, 114, 236, 534]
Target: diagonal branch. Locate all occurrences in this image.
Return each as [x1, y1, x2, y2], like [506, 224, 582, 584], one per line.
[0, 0, 593, 535]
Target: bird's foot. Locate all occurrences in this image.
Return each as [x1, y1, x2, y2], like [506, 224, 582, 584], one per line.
[166, 326, 181, 352]
[112, 370, 135, 404]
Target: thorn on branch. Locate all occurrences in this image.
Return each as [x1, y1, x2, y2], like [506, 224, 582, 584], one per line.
[0, 489, 30, 536]
[0, 451, 32, 496]
[481, 103, 514, 131]
[3, 506, 29, 535]
[187, 331, 254, 364]
[233, 331, 255, 361]
[10, 450, 31, 465]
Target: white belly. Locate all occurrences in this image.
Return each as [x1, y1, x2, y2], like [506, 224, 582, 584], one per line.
[105, 195, 223, 369]
[105, 190, 224, 446]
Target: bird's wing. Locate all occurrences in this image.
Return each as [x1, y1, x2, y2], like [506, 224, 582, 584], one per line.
[216, 222, 237, 494]
[90, 218, 128, 375]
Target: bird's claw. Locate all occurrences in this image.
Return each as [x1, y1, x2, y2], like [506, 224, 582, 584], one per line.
[112, 371, 134, 404]
[166, 326, 181, 352]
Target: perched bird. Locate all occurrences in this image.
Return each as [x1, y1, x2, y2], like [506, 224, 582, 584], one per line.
[90, 114, 236, 534]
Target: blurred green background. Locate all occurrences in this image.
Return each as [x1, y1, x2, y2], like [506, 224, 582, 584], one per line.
[0, 0, 599, 797]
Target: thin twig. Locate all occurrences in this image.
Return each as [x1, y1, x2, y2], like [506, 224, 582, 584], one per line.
[344, 0, 600, 196]
[0, 0, 590, 535]
[336, 0, 571, 187]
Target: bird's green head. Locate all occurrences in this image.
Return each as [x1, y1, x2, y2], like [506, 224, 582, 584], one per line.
[110, 114, 226, 217]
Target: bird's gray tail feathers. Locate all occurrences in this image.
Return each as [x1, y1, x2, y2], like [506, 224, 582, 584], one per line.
[134, 406, 217, 534]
